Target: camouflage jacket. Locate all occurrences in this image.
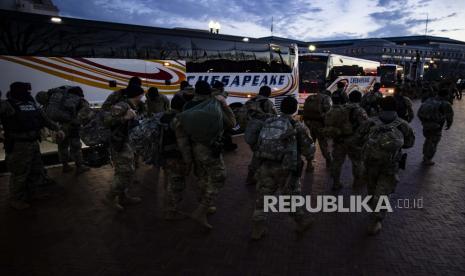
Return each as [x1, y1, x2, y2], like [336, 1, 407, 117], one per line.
[361, 91, 383, 116]
[251, 95, 277, 115]
[146, 93, 170, 115]
[0, 98, 60, 140]
[104, 99, 139, 147]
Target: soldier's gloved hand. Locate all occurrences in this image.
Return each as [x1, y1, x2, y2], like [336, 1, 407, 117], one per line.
[123, 109, 137, 121]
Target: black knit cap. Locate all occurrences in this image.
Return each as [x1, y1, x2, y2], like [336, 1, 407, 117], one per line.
[212, 80, 224, 90]
[195, 80, 212, 95]
[128, 76, 142, 87]
[10, 82, 31, 101]
[124, 85, 144, 98]
[280, 96, 298, 114]
[259, 85, 272, 97]
[171, 94, 186, 112]
[349, 90, 362, 103]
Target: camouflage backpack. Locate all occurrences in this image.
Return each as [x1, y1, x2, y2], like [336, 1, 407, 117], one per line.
[178, 98, 223, 145]
[361, 92, 380, 116]
[45, 86, 81, 123]
[417, 98, 444, 125]
[244, 117, 266, 146]
[255, 116, 296, 161]
[323, 105, 353, 138]
[128, 113, 167, 166]
[79, 107, 111, 147]
[363, 118, 404, 162]
[303, 93, 324, 120]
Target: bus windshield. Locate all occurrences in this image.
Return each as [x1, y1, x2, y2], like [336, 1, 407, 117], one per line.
[299, 55, 328, 93]
[378, 66, 397, 86]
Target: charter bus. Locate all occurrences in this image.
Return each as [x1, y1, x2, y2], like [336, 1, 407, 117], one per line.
[0, 10, 298, 109]
[377, 64, 404, 95]
[298, 53, 380, 105]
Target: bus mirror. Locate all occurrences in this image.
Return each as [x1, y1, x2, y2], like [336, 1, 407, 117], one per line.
[108, 80, 117, 87]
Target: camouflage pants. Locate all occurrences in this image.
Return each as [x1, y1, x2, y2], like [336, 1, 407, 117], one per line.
[366, 162, 398, 222]
[164, 158, 187, 211]
[305, 121, 331, 161]
[422, 128, 442, 160]
[192, 142, 226, 207]
[110, 143, 135, 196]
[6, 141, 46, 201]
[253, 160, 304, 222]
[58, 136, 83, 166]
[331, 142, 364, 182]
[248, 150, 260, 179]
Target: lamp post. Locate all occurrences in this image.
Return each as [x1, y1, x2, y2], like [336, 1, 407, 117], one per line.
[208, 21, 221, 34]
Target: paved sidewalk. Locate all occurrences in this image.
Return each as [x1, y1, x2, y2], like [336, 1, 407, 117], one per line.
[0, 100, 464, 275]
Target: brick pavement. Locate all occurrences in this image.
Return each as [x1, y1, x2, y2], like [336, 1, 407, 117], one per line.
[0, 99, 464, 275]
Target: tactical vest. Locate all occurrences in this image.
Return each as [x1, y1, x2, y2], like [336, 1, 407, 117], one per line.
[2, 100, 43, 139]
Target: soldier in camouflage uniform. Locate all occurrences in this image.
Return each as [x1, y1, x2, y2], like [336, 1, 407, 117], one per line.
[302, 89, 332, 171]
[0, 82, 64, 210]
[358, 96, 415, 235]
[418, 89, 454, 166]
[361, 82, 383, 117]
[212, 81, 237, 152]
[329, 91, 369, 190]
[178, 81, 236, 229]
[163, 95, 190, 220]
[146, 87, 170, 115]
[245, 85, 277, 185]
[57, 87, 91, 174]
[103, 85, 145, 211]
[393, 85, 414, 123]
[251, 96, 315, 240]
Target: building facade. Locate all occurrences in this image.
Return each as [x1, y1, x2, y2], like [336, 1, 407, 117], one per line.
[0, 0, 59, 16]
[263, 35, 465, 80]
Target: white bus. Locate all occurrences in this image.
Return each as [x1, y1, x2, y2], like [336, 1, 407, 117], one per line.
[377, 63, 404, 95]
[298, 53, 380, 105]
[0, 10, 298, 108]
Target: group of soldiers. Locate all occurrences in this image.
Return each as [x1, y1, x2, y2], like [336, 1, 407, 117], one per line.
[0, 76, 457, 240]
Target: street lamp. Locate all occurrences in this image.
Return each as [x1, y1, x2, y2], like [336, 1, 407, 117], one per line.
[208, 21, 215, 33]
[308, 44, 316, 52]
[50, 17, 62, 23]
[208, 21, 221, 34]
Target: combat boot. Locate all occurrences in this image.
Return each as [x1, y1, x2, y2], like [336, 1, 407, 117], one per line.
[251, 220, 268, 240]
[367, 221, 382, 236]
[62, 163, 73, 173]
[75, 165, 90, 175]
[295, 217, 313, 234]
[9, 199, 31, 210]
[422, 158, 435, 166]
[191, 204, 212, 230]
[121, 191, 142, 205]
[207, 206, 217, 215]
[104, 194, 124, 212]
